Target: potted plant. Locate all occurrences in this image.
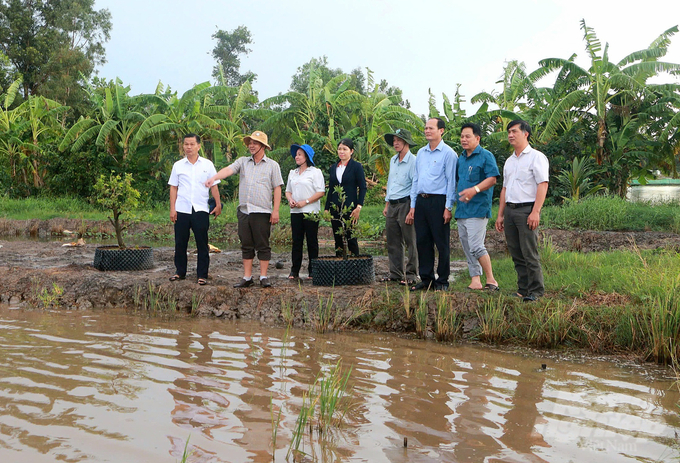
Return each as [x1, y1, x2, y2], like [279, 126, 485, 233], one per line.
[91, 172, 154, 271]
[310, 186, 374, 286]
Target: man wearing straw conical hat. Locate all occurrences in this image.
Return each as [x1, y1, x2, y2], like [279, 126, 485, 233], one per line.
[205, 131, 284, 288]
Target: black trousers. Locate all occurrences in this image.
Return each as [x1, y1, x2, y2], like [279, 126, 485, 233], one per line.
[414, 195, 450, 286]
[290, 213, 319, 276]
[331, 212, 359, 257]
[174, 209, 210, 279]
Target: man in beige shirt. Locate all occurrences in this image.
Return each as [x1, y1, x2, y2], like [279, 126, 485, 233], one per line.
[205, 131, 284, 288]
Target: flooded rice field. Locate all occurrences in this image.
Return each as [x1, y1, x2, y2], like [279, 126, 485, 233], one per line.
[0, 307, 678, 463]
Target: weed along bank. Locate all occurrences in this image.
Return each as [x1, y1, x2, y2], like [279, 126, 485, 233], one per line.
[2, 236, 680, 367]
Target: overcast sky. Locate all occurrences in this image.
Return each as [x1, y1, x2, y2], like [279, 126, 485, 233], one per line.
[93, 0, 680, 117]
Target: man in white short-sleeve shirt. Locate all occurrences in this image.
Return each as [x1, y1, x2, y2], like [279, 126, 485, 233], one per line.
[168, 133, 221, 285]
[495, 120, 549, 302]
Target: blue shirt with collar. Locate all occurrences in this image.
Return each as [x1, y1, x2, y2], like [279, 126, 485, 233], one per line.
[409, 140, 458, 209]
[454, 145, 500, 219]
[385, 151, 416, 201]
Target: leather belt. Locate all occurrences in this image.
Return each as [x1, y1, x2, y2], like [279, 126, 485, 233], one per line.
[388, 196, 410, 205]
[419, 193, 445, 198]
[506, 202, 535, 209]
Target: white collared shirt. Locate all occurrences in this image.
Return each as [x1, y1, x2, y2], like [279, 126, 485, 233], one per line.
[286, 166, 325, 213]
[168, 156, 219, 214]
[336, 164, 347, 183]
[502, 145, 549, 203]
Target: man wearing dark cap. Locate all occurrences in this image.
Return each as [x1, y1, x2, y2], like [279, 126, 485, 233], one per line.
[382, 128, 418, 285]
[205, 130, 284, 288]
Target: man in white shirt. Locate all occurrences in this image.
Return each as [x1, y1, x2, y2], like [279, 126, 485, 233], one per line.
[495, 120, 549, 301]
[168, 133, 222, 285]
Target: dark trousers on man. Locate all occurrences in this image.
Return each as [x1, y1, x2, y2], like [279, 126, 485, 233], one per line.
[503, 204, 544, 297]
[331, 213, 359, 257]
[386, 200, 418, 282]
[174, 209, 210, 279]
[414, 194, 450, 287]
[290, 213, 319, 276]
[237, 210, 272, 261]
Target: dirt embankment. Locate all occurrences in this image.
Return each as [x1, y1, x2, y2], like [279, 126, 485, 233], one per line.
[3, 217, 680, 253]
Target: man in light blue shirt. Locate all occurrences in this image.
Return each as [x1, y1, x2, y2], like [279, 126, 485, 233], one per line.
[406, 117, 458, 291]
[382, 128, 418, 285]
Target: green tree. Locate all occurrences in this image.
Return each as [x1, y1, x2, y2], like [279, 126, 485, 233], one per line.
[289, 56, 365, 95]
[533, 20, 680, 165]
[92, 172, 140, 249]
[59, 78, 145, 167]
[471, 60, 538, 135]
[0, 0, 111, 103]
[211, 25, 257, 87]
[338, 68, 422, 176]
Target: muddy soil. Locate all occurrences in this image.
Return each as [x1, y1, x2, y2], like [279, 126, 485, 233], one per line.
[0, 238, 472, 331]
[3, 217, 680, 252]
[1, 223, 679, 332]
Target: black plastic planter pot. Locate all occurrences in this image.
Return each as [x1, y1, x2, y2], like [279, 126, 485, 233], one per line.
[93, 246, 154, 271]
[311, 255, 375, 286]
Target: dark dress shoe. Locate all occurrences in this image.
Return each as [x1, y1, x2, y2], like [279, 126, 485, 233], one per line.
[523, 294, 538, 302]
[260, 277, 272, 288]
[233, 278, 254, 288]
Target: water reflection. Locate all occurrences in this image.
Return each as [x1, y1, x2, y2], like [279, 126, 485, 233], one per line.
[0, 308, 678, 462]
[628, 185, 680, 203]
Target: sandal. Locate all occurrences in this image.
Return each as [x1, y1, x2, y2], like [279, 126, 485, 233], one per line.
[410, 281, 432, 292]
[288, 274, 299, 280]
[197, 278, 207, 286]
[484, 283, 500, 292]
[169, 275, 185, 282]
[400, 279, 417, 286]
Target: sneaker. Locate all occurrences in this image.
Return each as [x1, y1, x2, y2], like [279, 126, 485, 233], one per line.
[233, 278, 254, 288]
[260, 277, 272, 288]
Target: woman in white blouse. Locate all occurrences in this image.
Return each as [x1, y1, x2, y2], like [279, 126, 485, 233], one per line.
[285, 144, 325, 279]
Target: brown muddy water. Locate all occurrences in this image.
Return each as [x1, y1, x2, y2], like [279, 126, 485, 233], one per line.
[0, 307, 678, 463]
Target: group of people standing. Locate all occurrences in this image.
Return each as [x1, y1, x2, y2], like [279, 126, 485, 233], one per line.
[167, 117, 549, 302]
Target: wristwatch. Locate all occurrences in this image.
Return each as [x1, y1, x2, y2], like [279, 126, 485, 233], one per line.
[446, 206, 453, 211]
[474, 185, 481, 193]
[305, 199, 310, 204]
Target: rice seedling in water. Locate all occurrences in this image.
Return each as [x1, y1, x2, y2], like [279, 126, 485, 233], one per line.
[287, 391, 314, 460]
[435, 292, 458, 342]
[646, 287, 680, 365]
[475, 296, 507, 343]
[179, 436, 192, 462]
[314, 293, 334, 333]
[524, 300, 576, 348]
[402, 284, 412, 319]
[312, 360, 353, 432]
[280, 296, 295, 326]
[270, 396, 283, 460]
[415, 293, 428, 338]
[190, 293, 204, 317]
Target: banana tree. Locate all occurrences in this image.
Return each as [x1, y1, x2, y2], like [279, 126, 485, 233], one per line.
[337, 68, 422, 176]
[59, 78, 146, 166]
[532, 20, 680, 164]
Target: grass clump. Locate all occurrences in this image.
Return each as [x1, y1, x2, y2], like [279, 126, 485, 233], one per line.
[541, 195, 680, 231]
